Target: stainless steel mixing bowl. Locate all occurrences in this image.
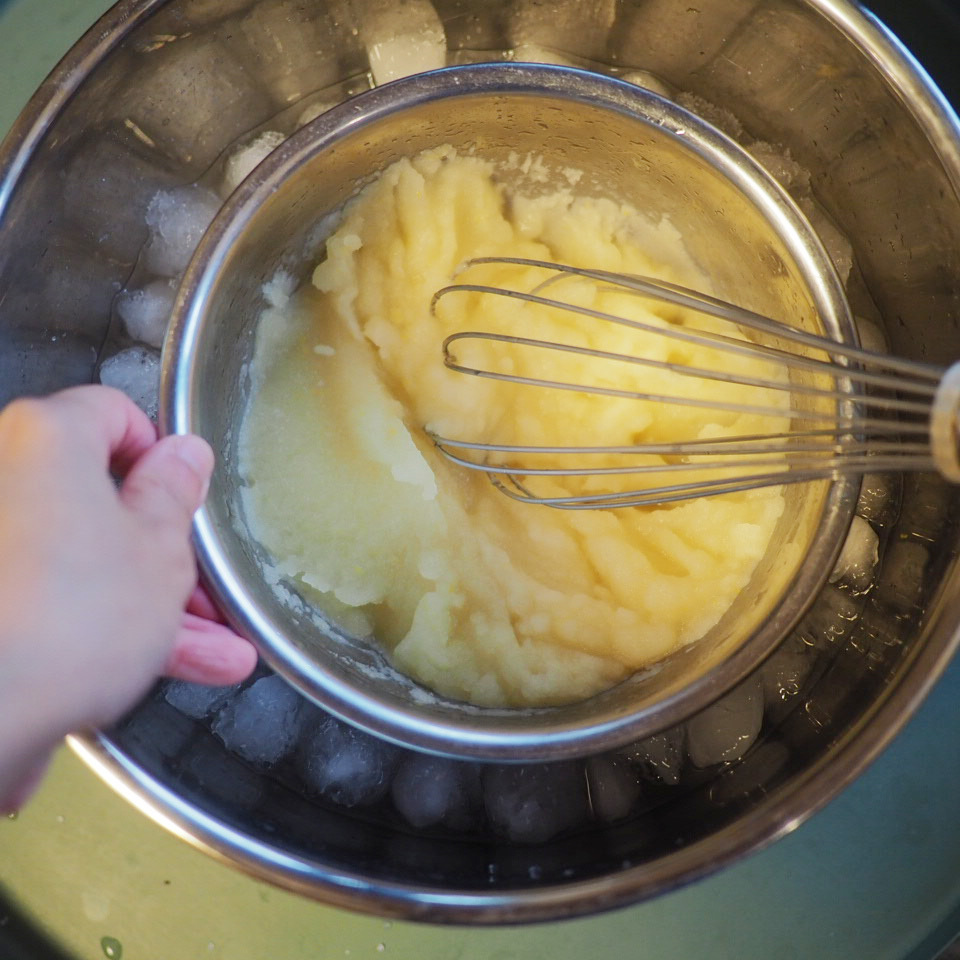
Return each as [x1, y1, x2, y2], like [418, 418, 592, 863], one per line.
[165, 61, 856, 761]
[3, 0, 960, 924]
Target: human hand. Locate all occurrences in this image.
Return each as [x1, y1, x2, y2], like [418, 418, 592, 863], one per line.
[0, 385, 257, 812]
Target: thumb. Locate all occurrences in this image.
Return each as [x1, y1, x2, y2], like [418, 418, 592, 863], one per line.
[120, 434, 214, 528]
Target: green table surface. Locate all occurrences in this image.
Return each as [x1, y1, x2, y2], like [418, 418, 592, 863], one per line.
[2, 1, 960, 958]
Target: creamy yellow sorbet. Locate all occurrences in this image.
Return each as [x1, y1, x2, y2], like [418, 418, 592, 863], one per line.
[239, 145, 788, 708]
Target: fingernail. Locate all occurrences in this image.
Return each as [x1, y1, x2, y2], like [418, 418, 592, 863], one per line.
[172, 633, 258, 686]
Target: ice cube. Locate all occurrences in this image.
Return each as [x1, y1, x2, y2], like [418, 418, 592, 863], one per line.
[287, 72, 375, 129]
[1, 238, 124, 338]
[221, 131, 287, 197]
[696, 3, 866, 159]
[118, 698, 195, 765]
[674, 91, 744, 141]
[856, 473, 898, 527]
[61, 130, 177, 264]
[585, 754, 642, 822]
[619, 69, 674, 99]
[173, 0, 253, 28]
[483, 762, 589, 843]
[617, 726, 685, 785]
[163, 679, 240, 720]
[854, 314, 888, 355]
[390, 754, 482, 830]
[510, 43, 579, 67]
[828, 514, 879, 593]
[234, 0, 357, 105]
[615, 0, 753, 80]
[298, 714, 400, 807]
[842, 601, 904, 669]
[760, 633, 818, 710]
[117, 36, 276, 175]
[358, 0, 447, 85]
[800, 583, 862, 649]
[877, 540, 929, 615]
[686, 677, 764, 768]
[798, 195, 854, 285]
[897, 473, 953, 544]
[708, 740, 790, 806]
[212, 674, 303, 765]
[144, 185, 222, 278]
[98, 346, 161, 420]
[184, 744, 264, 809]
[508, 0, 617, 62]
[145, 0, 252, 33]
[295, 98, 339, 129]
[746, 140, 812, 194]
[116, 279, 178, 348]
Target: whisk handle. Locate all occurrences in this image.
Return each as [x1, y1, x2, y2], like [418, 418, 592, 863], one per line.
[930, 361, 960, 482]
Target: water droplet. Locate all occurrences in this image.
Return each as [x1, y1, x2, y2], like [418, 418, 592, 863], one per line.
[101, 936, 123, 959]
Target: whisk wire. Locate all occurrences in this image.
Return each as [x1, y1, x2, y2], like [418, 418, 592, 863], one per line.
[428, 257, 958, 507]
[448, 258, 944, 382]
[442, 329, 937, 420]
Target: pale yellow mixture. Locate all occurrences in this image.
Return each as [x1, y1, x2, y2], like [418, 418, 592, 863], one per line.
[239, 146, 788, 708]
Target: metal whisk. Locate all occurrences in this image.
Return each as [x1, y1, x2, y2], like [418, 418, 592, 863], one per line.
[427, 257, 960, 509]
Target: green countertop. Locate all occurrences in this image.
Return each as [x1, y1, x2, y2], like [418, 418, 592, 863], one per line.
[2, 1, 960, 958]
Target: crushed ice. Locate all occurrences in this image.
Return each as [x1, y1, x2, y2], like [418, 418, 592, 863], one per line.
[116, 278, 177, 349]
[98, 346, 161, 420]
[144, 185, 221, 278]
[221, 130, 287, 197]
[298, 713, 399, 807]
[164, 680, 241, 720]
[212, 674, 303, 765]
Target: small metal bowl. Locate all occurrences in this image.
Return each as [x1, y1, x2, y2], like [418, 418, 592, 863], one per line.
[164, 62, 856, 761]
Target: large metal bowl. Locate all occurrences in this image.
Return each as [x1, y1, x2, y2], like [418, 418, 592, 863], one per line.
[3, 0, 960, 924]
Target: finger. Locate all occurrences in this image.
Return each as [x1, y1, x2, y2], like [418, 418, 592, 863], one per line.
[0, 749, 54, 816]
[41, 385, 158, 476]
[164, 613, 258, 686]
[186, 583, 227, 623]
[119, 434, 214, 530]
